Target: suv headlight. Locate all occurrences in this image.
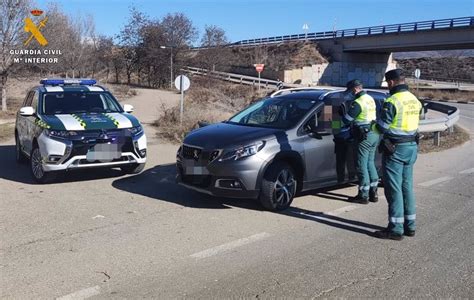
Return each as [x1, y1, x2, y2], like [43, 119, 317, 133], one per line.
[45, 129, 77, 139]
[127, 125, 143, 136]
[219, 141, 265, 161]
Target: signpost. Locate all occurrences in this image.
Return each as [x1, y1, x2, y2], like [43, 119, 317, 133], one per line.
[254, 64, 264, 91]
[302, 23, 309, 40]
[174, 75, 190, 124]
[414, 68, 421, 91]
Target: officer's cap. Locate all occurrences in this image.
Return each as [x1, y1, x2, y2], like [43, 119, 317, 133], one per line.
[385, 69, 404, 81]
[346, 79, 362, 90]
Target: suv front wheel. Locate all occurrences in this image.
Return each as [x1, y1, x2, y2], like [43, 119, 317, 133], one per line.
[259, 161, 297, 211]
[30, 146, 56, 183]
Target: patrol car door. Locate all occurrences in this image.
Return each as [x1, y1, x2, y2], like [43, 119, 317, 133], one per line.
[24, 91, 39, 154]
[299, 104, 337, 189]
[18, 91, 35, 152]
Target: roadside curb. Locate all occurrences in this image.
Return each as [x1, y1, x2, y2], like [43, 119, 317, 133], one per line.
[437, 99, 474, 105]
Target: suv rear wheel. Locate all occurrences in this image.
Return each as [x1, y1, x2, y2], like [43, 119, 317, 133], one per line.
[259, 161, 297, 211]
[30, 145, 56, 183]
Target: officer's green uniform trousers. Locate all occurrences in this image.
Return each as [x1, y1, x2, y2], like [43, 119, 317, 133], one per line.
[383, 141, 418, 235]
[356, 130, 380, 198]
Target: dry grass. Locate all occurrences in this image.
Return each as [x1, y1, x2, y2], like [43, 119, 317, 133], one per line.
[154, 78, 268, 143]
[105, 84, 139, 101]
[413, 89, 474, 102]
[419, 125, 470, 153]
[0, 123, 15, 142]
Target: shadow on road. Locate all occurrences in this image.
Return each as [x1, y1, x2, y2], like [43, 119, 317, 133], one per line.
[112, 163, 264, 210]
[0, 145, 128, 184]
[281, 207, 385, 236]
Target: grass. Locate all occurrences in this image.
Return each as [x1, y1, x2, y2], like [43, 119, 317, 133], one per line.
[418, 125, 470, 153]
[154, 78, 268, 143]
[0, 97, 23, 119]
[0, 123, 15, 142]
[413, 89, 474, 102]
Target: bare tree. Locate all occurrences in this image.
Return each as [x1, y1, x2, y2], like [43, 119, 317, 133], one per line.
[199, 25, 229, 83]
[0, 0, 31, 111]
[117, 6, 148, 85]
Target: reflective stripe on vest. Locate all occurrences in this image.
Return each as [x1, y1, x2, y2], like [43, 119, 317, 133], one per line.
[354, 94, 376, 125]
[386, 91, 422, 136]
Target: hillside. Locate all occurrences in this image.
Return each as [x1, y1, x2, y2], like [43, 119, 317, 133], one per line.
[192, 41, 329, 80]
[396, 57, 474, 82]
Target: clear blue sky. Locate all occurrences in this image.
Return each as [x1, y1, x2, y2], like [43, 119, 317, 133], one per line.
[36, 0, 474, 43]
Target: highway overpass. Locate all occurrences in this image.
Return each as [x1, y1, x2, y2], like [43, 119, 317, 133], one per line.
[231, 17, 474, 87]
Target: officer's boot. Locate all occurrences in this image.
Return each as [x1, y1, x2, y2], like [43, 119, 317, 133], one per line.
[349, 193, 369, 204]
[369, 189, 378, 203]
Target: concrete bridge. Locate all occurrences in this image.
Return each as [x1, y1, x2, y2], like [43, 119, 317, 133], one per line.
[232, 17, 474, 87]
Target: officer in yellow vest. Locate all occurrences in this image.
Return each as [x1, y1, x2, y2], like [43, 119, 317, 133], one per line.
[342, 79, 380, 204]
[374, 69, 422, 240]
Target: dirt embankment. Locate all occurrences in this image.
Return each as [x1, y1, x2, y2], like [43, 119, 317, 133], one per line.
[396, 57, 474, 82]
[192, 41, 328, 80]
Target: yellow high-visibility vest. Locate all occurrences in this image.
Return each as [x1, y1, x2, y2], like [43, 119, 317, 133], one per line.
[386, 91, 422, 136]
[354, 93, 376, 125]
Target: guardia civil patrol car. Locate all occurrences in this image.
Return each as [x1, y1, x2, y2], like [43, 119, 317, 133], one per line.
[15, 79, 147, 183]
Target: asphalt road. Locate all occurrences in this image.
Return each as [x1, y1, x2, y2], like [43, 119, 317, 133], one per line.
[1, 99, 473, 299]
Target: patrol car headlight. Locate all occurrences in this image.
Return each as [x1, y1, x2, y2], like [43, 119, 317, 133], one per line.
[128, 125, 143, 136]
[219, 141, 265, 161]
[45, 129, 77, 139]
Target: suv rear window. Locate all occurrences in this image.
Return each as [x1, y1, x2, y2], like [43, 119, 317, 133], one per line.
[41, 92, 122, 115]
[228, 98, 317, 129]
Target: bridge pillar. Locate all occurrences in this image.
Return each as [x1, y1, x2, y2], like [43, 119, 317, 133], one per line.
[283, 42, 397, 87]
[317, 52, 396, 87]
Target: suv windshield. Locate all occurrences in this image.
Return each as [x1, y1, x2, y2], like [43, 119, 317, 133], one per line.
[228, 97, 318, 129]
[41, 92, 122, 115]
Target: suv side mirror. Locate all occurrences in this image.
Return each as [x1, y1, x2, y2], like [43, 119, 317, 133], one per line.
[19, 106, 35, 116]
[123, 104, 134, 113]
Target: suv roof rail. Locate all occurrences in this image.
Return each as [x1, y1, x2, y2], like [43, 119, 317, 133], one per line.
[270, 86, 338, 97]
[40, 78, 97, 86]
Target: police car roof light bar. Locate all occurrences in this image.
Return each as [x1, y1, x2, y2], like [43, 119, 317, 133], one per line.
[40, 78, 97, 86]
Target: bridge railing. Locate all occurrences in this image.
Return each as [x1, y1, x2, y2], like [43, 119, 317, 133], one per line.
[234, 16, 474, 46]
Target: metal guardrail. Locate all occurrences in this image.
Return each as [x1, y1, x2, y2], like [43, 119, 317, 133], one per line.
[183, 66, 297, 89]
[231, 16, 474, 47]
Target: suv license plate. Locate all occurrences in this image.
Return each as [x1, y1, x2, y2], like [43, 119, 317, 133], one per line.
[86, 143, 121, 162]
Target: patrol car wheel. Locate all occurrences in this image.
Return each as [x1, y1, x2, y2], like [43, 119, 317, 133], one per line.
[120, 163, 145, 174]
[15, 133, 27, 164]
[30, 146, 56, 183]
[259, 161, 297, 211]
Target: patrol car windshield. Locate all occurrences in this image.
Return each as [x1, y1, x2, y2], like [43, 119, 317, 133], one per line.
[227, 98, 317, 129]
[41, 92, 123, 115]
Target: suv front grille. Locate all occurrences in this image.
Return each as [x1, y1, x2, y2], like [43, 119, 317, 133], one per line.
[182, 145, 201, 160]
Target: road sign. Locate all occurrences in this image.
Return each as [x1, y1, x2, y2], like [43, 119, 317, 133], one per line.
[174, 75, 190, 124]
[254, 64, 264, 73]
[175, 75, 190, 92]
[302, 23, 309, 31]
[414, 69, 421, 79]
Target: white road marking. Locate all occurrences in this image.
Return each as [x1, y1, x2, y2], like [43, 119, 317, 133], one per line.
[418, 176, 453, 187]
[326, 205, 360, 216]
[56, 286, 100, 300]
[459, 168, 474, 174]
[92, 215, 105, 219]
[190, 232, 271, 259]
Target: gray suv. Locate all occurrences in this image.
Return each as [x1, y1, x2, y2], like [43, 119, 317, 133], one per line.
[176, 88, 386, 211]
